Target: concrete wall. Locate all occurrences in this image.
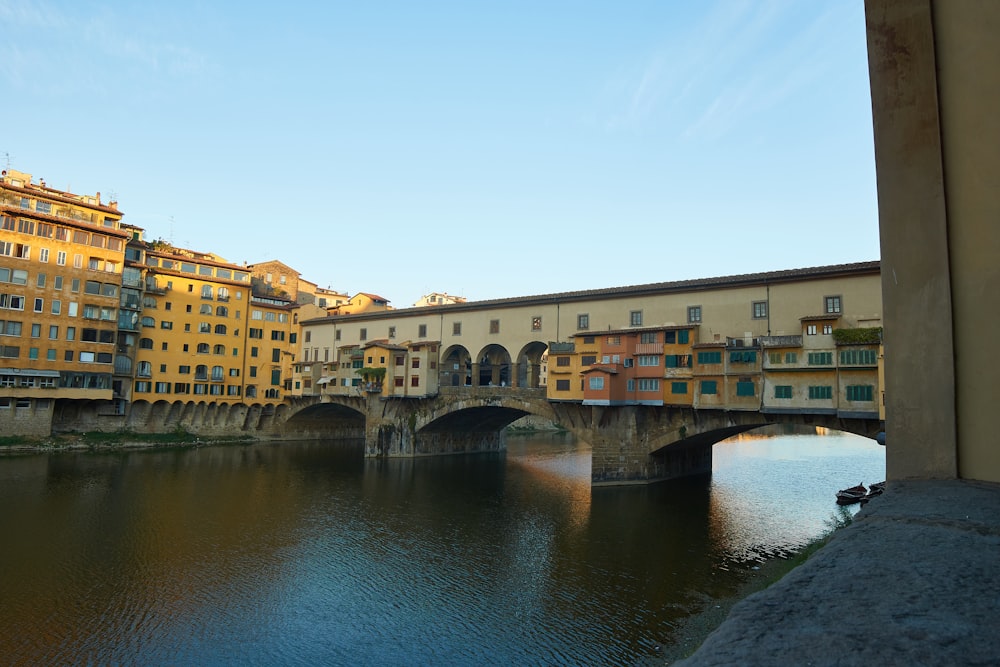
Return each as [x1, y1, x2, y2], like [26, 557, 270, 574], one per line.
[867, 0, 1000, 482]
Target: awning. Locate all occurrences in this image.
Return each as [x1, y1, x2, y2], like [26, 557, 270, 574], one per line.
[316, 377, 333, 385]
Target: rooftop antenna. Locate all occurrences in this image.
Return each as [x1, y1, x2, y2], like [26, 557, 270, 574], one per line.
[169, 216, 175, 244]
[2, 152, 12, 169]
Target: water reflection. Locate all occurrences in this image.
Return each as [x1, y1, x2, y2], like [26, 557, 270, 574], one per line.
[0, 426, 884, 665]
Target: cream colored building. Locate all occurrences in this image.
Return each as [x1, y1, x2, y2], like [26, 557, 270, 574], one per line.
[301, 262, 882, 402]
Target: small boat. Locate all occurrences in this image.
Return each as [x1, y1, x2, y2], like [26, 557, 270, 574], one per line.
[836, 483, 867, 505]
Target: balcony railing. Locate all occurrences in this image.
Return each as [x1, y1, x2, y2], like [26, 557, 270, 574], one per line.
[145, 280, 168, 294]
[634, 343, 664, 355]
[760, 335, 803, 348]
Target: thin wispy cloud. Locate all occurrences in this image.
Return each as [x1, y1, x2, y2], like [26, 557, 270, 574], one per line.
[598, 0, 848, 141]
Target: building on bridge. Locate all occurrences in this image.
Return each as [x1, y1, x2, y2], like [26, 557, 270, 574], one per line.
[299, 261, 882, 419]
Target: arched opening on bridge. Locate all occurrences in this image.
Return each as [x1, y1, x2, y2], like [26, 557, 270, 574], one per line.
[440, 345, 472, 387]
[475, 344, 512, 387]
[284, 402, 367, 437]
[516, 341, 548, 389]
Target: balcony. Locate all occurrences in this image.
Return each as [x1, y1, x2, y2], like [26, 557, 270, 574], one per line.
[120, 296, 141, 311]
[145, 279, 168, 294]
[634, 343, 664, 355]
[760, 335, 803, 348]
[114, 356, 133, 375]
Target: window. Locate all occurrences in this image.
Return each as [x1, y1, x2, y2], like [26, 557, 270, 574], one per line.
[215, 324, 227, 335]
[806, 324, 817, 335]
[700, 380, 717, 395]
[581, 355, 597, 366]
[249, 328, 263, 339]
[360, 328, 367, 341]
[411, 358, 420, 369]
[846, 385, 874, 402]
[271, 369, 281, 386]
[697, 350, 722, 364]
[678, 330, 689, 344]
[638, 378, 660, 392]
[410, 376, 420, 388]
[736, 381, 755, 397]
[272, 348, 281, 362]
[531, 316, 542, 332]
[487, 319, 499, 334]
[251, 346, 258, 358]
[216, 305, 228, 317]
[638, 355, 659, 366]
[785, 352, 798, 363]
[39, 248, 49, 263]
[556, 356, 570, 367]
[388, 326, 396, 339]
[808, 352, 833, 365]
[214, 344, 226, 355]
[57, 251, 67, 266]
[33, 298, 43, 313]
[606, 336, 621, 346]
[769, 351, 783, 364]
[808, 386, 833, 400]
[203, 304, 215, 315]
[623, 358, 634, 368]
[270, 330, 284, 341]
[555, 379, 570, 391]
[629, 310, 642, 326]
[394, 377, 404, 387]
[197, 343, 210, 354]
[729, 350, 757, 363]
[577, 314, 589, 330]
[753, 301, 768, 319]
[671, 382, 688, 394]
[825, 296, 842, 314]
[822, 324, 833, 335]
[840, 349, 878, 365]
[48, 325, 58, 339]
[201, 285, 213, 299]
[774, 385, 793, 399]
[418, 324, 428, 337]
[588, 376, 605, 390]
[452, 322, 461, 335]
[688, 306, 702, 323]
[640, 332, 658, 344]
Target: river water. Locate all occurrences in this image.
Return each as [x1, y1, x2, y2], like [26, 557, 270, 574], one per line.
[0, 426, 884, 666]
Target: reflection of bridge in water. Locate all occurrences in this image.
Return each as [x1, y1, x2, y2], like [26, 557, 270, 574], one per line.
[276, 386, 881, 486]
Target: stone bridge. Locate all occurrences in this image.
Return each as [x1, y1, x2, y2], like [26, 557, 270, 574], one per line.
[275, 386, 881, 485]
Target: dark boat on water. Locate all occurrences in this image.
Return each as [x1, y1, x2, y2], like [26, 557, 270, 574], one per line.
[836, 483, 868, 505]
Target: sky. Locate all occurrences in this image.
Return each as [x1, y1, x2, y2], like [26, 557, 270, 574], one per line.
[1, 0, 879, 308]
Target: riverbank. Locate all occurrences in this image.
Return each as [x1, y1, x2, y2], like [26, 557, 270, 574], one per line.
[675, 479, 1000, 666]
[0, 431, 257, 455]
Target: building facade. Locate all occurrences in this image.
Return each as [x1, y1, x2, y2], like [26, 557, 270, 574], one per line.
[0, 169, 128, 435]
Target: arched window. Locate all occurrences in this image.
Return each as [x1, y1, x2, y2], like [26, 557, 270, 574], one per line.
[245, 385, 257, 398]
[216, 305, 228, 317]
[200, 304, 213, 315]
[139, 337, 153, 349]
[211, 365, 224, 381]
[195, 365, 208, 380]
[197, 343, 210, 354]
[213, 344, 226, 355]
[217, 287, 229, 301]
[141, 316, 155, 328]
[201, 285, 213, 299]
[214, 324, 227, 335]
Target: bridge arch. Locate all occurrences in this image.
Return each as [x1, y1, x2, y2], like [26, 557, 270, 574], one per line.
[516, 341, 548, 388]
[440, 344, 472, 387]
[475, 343, 512, 386]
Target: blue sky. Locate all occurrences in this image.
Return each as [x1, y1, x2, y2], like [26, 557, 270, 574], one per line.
[1, 0, 878, 308]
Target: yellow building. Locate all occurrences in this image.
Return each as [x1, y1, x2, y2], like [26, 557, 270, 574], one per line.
[328, 292, 391, 316]
[0, 169, 128, 435]
[133, 245, 253, 404]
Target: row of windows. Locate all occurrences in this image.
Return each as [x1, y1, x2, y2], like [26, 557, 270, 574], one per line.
[0, 241, 121, 273]
[0, 345, 114, 363]
[250, 309, 289, 322]
[144, 257, 249, 283]
[0, 268, 117, 297]
[0, 215, 123, 252]
[772, 385, 874, 401]
[134, 382, 243, 396]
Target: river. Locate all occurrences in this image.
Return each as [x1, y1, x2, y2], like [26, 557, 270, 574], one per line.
[0, 426, 884, 666]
